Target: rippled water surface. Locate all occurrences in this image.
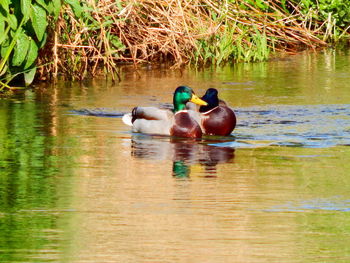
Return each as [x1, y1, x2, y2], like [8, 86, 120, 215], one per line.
[1, 50, 350, 262]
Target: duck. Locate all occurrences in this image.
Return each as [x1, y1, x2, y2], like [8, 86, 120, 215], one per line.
[122, 86, 208, 138]
[198, 88, 236, 136]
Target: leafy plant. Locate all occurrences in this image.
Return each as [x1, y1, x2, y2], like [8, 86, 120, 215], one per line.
[0, 0, 61, 93]
[295, 0, 350, 41]
[298, 0, 350, 28]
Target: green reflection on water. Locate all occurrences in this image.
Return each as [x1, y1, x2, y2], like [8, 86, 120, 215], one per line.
[0, 100, 74, 262]
[172, 161, 190, 178]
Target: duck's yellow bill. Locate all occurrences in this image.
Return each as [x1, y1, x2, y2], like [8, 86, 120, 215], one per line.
[190, 94, 208, 106]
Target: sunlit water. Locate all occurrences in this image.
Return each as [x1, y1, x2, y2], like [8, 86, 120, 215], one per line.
[1, 50, 350, 262]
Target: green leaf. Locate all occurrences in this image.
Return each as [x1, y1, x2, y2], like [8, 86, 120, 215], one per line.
[38, 31, 47, 48]
[0, 17, 25, 74]
[64, 0, 82, 17]
[12, 31, 31, 66]
[0, 33, 8, 46]
[110, 35, 125, 50]
[24, 39, 38, 69]
[255, 0, 267, 10]
[35, 0, 49, 11]
[52, 0, 62, 19]
[0, 38, 10, 60]
[21, 0, 32, 22]
[24, 67, 36, 86]
[0, 18, 5, 42]
[36, 0, 57, 14]
[0, 0, 10, 13]
[31, 3, 48, 41]
[7, 14, 18, 30]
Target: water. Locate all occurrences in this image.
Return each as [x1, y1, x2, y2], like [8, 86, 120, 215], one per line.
[1, 50, 350, 262]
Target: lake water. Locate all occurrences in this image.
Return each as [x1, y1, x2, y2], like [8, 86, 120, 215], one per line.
[1, 50, 350, 262]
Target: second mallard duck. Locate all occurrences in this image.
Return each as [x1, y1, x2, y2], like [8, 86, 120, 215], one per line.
[198, 88, 236, 136]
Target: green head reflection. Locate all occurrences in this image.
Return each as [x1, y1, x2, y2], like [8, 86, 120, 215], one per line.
[172, 161, 190, 178]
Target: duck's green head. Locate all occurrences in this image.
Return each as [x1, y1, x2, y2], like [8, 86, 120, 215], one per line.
[173, 86, 207, 112]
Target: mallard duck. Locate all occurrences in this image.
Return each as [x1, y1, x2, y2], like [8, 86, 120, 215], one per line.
[122, 86, 208, 138]
[198, 88, 236, 136]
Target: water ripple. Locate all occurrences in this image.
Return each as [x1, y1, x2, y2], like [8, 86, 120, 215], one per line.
[265, 197, 350, 212]
[214, 104, 350, 148]
[70, 108, 125, 117]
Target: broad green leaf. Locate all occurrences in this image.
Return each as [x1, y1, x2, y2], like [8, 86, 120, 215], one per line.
[36, 0, 52, 13]
[24, 67, 36, 86]
[31, 3, 47, 41]
[0, 38, 10, 71]
[0, 38, 10, 64]
[0, 17, 25, 76]
[24, 39, 38, 69]
[38, 31, 47, 48]
[0, 0, 10, 13]
[64, 0, 82, 17]
[52, 0, 62, 19]
[0, 18, 5, 42]
[20, 0, 32, 22]
[7, 14, 18, 30]
[12, 31, 30, 66]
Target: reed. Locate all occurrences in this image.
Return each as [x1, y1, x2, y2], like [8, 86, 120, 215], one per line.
[43, 0, 349, 81]
[1, 0, 350, 88]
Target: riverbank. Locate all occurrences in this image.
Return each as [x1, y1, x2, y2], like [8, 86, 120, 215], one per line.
[1, 0, 350, 93]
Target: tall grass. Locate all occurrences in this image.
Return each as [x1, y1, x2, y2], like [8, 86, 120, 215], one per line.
[1, 0, 350, 86]
[42, 0, 350, 81]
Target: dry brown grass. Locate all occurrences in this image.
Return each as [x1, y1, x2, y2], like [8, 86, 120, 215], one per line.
[38, 0, 343, 80]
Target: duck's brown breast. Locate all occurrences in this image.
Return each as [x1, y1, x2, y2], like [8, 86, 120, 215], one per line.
[203, 106, 236, 136]
[170, 111, 202, 138]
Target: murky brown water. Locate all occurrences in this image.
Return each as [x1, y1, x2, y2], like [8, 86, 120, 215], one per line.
[1, 50, 350, 262]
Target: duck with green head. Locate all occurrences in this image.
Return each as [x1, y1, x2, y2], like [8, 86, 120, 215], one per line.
[122, 86, 207, 138]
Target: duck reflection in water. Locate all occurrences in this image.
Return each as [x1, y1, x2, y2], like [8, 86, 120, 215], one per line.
[131, 135, 235, 178]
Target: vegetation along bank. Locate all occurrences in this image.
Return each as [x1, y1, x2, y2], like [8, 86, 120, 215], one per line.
[1, 0, 350, 93]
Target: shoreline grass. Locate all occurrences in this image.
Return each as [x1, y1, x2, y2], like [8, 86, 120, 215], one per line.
[42, 0, 349, 81]
[1, 0, 350, 90]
